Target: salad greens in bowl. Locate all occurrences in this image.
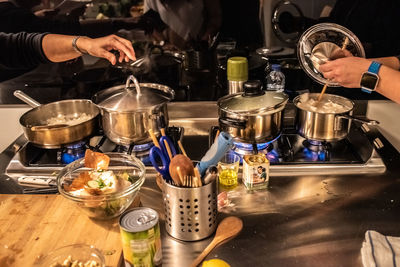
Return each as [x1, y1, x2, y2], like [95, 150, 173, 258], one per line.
[57, 151, 145, 220]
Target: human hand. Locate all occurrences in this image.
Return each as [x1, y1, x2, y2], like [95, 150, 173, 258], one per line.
[319, 57, 371, 88]
[77, 35, 136, 65]
[330, 48, 353, 60]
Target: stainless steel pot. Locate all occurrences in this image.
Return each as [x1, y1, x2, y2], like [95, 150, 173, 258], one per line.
[92, 75, 174, 145]
[14, 90, 99, 148]
[294, 93, 379, 141]
[217, 80, 288, 143]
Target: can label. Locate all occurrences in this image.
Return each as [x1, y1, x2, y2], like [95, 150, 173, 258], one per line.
[119, 208, 162, 267]
[243, 154, 270, 190]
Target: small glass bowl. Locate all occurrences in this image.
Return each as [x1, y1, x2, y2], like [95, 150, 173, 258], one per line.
[57, 153, 145, 220]
[38, 244, 105, 267]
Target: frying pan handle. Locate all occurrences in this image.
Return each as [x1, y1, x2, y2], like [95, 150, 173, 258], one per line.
[13, 90, 41, 108]
[336, 114, 380, 125]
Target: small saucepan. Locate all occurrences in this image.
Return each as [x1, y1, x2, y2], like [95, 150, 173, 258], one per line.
[293, 93, 379, 142]
[14, 90, 100, 148]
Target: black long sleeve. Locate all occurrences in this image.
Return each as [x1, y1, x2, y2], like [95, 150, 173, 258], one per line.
[0, 32, 50, 70]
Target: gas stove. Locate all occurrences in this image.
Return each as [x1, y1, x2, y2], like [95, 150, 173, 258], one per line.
[5, 127, 183, 192]
[1, 102, 390, 193]
[208, 123, 386, 176]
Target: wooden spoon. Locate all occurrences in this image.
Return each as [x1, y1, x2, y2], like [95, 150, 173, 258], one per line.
[190, 216, 243, 267]
[169, 154, 194, 187]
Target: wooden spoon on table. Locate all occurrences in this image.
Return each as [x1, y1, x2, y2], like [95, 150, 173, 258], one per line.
[190, 216, 243, 267]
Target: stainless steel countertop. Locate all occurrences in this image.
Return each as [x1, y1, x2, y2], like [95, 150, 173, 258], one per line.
[1, 101, 400, 267]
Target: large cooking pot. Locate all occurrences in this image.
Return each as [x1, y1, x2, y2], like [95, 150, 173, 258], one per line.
[218, 80, 288, 143]
[294, 93, 379, 141]
[14, 90, 99, 148]
[92, 75, 175, 145]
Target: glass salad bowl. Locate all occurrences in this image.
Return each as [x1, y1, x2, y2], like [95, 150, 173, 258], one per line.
[57, 153, 145, 220]
[37, 244, 105, 267]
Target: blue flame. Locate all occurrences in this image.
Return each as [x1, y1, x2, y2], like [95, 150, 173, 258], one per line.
[303, 147, 327, 161]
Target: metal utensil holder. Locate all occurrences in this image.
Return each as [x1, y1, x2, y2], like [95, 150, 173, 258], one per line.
[162, 179, 218, 241]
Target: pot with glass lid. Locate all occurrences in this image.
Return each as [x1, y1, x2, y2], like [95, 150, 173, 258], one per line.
[92, 75, 175, 145]
[217, 80, 289, 143]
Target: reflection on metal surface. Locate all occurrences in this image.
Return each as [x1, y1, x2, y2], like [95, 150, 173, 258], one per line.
[310, 42, 342, 70]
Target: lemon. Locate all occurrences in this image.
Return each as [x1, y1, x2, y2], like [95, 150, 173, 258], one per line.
[202, 259, 231, 267]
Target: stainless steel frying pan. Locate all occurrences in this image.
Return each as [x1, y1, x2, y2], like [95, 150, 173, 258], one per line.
[14, 90, 100, 148]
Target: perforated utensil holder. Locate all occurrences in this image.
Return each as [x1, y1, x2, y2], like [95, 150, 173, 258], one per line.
[162, 179, 218, 241]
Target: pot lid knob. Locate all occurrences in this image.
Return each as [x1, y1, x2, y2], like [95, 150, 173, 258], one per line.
[243, 80, 264, 97]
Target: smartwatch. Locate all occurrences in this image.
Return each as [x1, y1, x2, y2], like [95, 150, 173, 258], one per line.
[360, 61, 381, 93]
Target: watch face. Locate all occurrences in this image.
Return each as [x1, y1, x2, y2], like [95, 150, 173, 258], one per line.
[361, 73, 378, 90]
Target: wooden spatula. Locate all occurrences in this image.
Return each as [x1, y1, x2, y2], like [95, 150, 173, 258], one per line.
[190, 216, 243, 267]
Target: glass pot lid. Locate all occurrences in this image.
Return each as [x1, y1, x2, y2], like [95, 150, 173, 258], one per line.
[297, 23, 365, 87]
[93, 75, 175, 112]
[218, 81, 289, 115]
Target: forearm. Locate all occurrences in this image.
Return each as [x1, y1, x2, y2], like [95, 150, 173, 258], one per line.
[376, 65, 400, 104]
[371, 57, 400, 70]
[41, 34, 83, 62]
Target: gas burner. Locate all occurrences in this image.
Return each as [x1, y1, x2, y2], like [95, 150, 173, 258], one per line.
[113, 142, 154, 165]
[61, 141, 87, 164]
[232, 139, 281, 163]
[133, 142, 154, 152]
[233, 141, 270, 154]
[303, 140, 331, 152]
[302, 140, 331, 161]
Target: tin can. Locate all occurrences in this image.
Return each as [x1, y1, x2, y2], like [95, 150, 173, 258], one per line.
[243, 154, 270, 190]
[119, 207, 162, 267]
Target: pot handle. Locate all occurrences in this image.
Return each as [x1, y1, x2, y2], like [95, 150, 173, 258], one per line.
[14, 90, 41, 108]
[336, 114, 379, 125]
[219, 117, 247, 129]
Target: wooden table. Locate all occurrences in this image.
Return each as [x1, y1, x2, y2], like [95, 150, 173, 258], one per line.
[0, 194, 140, 266]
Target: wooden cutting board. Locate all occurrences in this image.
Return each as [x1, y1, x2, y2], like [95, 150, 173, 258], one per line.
[0, 194, 140, 266]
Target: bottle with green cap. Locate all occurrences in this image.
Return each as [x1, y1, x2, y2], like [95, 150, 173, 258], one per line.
[227, 56, 248, 94]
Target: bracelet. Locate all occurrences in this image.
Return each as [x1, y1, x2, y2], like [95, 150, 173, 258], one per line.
[72, 36, 86, 55]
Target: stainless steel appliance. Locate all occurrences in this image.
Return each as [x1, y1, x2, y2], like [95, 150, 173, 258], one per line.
[0, 102, 389, 194]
